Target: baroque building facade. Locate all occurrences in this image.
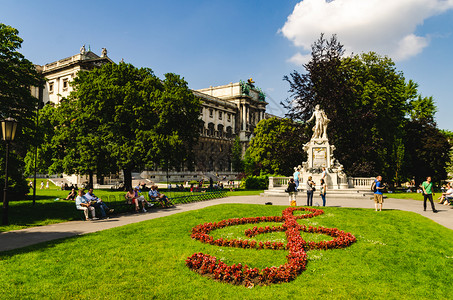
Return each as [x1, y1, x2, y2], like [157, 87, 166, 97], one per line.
[33, 48, 268, 184]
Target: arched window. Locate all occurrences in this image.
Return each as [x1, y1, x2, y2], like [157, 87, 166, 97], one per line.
[208, 123, 215, 136]
[217, 124, 224, 137]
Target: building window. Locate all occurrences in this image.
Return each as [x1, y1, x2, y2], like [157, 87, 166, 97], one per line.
[218, 124, 224, 137]
[49, 82, 54, 93]
[62, 79, 69, 91]
[227, 113, 231, 122]
[219, 111, 222, 120]
[208, 123, 215, 136]
[209, 109, 213, 118]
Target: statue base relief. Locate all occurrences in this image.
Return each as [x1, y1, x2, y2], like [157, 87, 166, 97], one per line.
[297, 137, 347, 190]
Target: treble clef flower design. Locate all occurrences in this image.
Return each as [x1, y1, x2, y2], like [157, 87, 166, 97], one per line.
[186, 207, 356, 287]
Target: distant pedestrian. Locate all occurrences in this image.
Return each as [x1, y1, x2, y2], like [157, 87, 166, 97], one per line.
[45, 180, 49, 189]
[40, 181, 44, 189]
[319, 178, 327, 206]
[286, 178, 297, 206]
[306, 176, 315, 206]
[321, 167, 327, 181]
[373, 175, 385, 211]
[421, 176, 438, 213]
[293, 167, 301, 190]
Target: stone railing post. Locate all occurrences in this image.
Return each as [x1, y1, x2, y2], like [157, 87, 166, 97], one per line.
[268, 177, 274, 189]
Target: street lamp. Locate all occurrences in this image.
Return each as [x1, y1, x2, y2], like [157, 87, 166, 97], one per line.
[2, 117, 18, 225]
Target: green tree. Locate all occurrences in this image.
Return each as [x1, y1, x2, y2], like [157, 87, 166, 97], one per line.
[0, 23, 43, 197]
[283, 34, 441, 183]
[404, 120, 450, 184]
[404, 99, 450, 185]
[247, 117, 308, 176]
[50, 63, 200, 190]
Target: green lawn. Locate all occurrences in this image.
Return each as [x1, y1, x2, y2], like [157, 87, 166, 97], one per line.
[1, 204, 452, 299]
[386, 192, 434, 201]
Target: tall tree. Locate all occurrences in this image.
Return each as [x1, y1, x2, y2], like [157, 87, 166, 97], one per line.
[50, 63, 200, 190]
[0, 23, 43, 197]
[283, 34, 431, 182]
[404, 97, 450, 184]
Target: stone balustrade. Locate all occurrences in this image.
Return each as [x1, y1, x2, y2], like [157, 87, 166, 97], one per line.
[268, 176, 375, 190]
[349, 177, 375, 188]
[268, 177, 291, 189]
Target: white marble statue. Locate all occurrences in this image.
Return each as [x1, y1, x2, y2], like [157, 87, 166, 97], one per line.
[307, 104, 330, 139]
[80, 44, 86, 55]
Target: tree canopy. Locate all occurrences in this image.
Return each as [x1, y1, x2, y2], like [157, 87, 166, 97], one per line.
[0, 23, 43, 196]
[246, 117, 308, 176]
[283, 34, 450, 184]
[45, 63, 201, 189]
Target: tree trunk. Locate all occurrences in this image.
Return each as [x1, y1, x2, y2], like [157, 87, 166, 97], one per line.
[123, 168, 132, 191]
[88, 170, 93, 189]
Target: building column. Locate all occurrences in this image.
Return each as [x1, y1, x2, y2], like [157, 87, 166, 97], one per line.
[242, 104, 246, 131]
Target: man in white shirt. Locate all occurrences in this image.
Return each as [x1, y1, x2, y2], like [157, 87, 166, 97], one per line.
[75, 190, 96, 220]
[85, 188, 113, 219]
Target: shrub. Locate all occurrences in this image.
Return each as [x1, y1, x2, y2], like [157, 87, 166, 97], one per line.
[241, 175, 269, 189]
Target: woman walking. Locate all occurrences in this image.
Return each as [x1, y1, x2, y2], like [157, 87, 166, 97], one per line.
[319, 178, 327, 206]
[306, 176, 315, 206]
[287, 178, 297, 206]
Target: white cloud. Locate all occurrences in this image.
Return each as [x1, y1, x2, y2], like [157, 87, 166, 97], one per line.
[288, 52, 312, 65]
[280, 0, 453, 63]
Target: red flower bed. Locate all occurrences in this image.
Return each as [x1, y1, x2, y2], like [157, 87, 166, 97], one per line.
[186, 207, 356, 287]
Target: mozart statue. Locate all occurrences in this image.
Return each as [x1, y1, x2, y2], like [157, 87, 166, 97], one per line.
[307, 104, 330, 139]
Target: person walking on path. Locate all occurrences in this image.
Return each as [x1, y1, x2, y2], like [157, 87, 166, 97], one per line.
[286, 178, 298, 206]
[421, 176, 438, 213]
[293, 167, 301, 190]
[373, 175, 385, 211]
[319, 178, 327, 206]
[306, 176, 315, 206]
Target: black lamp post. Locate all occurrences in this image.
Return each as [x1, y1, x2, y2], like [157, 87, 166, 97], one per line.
[2, 117, 18, 226]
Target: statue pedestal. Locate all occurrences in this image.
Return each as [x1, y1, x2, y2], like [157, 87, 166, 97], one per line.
[298, 138, 348, 190]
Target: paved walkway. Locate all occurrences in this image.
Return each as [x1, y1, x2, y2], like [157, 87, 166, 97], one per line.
[1, 195, 452, 252]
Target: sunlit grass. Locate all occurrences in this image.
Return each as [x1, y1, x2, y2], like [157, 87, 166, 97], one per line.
[1, 204, 451, 299]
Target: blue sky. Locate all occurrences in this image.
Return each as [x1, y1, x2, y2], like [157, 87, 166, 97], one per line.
[2, 0, 453, 130]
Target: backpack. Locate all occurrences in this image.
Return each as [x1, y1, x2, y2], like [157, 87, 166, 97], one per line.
[371, 181, 377, 193]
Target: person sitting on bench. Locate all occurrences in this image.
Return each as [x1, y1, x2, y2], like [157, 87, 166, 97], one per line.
[66, 188, 77, 201]
[75, 189, 96, 220]
[148, 185, 172, 207]
[126, 188, 152, 212]
[85, 188, 113, 219]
